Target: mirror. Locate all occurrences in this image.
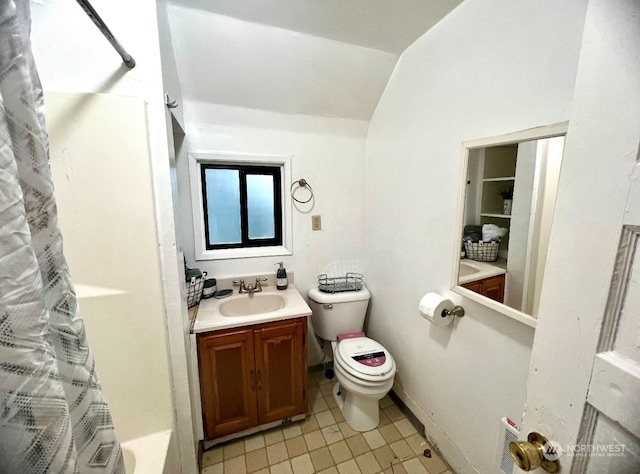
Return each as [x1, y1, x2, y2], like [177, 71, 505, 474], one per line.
[452, 123, 568, 322]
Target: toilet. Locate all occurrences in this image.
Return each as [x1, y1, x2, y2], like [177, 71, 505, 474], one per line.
[308, 287, 396, 432]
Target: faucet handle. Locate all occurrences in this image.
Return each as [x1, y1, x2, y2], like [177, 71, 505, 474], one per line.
[233, 279, 249, 293]
[255, 277, 268, 291]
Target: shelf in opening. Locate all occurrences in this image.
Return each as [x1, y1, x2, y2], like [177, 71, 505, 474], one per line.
[482, 177, 516, 182]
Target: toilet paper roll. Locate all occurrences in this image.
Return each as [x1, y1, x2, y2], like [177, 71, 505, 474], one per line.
[419, 293, 455, 327]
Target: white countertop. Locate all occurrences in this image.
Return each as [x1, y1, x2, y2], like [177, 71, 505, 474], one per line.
[458, 259, 506, 284]
[191, 284, 311, 333]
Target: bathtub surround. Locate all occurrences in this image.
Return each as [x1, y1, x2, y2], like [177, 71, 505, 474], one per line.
[122, 430, 172, 473]
[0, 2, 122, 471]
[46, 91, 176, 454]
[31, 0, 194, 472]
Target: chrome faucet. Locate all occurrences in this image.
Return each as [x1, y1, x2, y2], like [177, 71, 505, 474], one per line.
[233, 278, 268, 294]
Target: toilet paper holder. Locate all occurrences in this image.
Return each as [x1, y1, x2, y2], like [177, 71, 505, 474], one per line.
[443, 306, 465, 318]
[418, 293, 466, 326]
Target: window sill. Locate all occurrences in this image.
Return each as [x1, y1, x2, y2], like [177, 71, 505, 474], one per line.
[196, 245, 292, 261]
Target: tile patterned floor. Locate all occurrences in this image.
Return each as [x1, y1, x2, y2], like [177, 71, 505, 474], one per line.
[200, 371, 454, 474]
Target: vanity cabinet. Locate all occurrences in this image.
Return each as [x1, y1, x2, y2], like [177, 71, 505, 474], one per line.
[197, 317, 307, 440]
[462, 274, 505, 303]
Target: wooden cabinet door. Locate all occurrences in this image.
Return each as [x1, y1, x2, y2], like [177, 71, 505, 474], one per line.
[254, 318, 307, 424]
[462, 274, 505, 303]
[482, 274, 505, 303]
[461, 280, 484, 294]
[197, 328, 258, 439]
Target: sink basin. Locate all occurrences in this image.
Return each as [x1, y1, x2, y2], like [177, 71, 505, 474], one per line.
[458, 259, 506, 284]
[459, 260, 481, 277]
[219, 293, 286, 317]
[192, 281, 312, 333]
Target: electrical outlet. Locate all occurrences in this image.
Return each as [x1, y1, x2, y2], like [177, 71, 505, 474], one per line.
[312, 215, 322, 231]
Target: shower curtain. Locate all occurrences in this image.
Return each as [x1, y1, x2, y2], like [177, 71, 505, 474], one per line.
[0, 1, 123, 472]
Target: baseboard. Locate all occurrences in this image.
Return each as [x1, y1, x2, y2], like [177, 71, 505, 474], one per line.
[309, 366, 477, 473]
[392, 382, 479, 474]
[387, 389, 425, 436]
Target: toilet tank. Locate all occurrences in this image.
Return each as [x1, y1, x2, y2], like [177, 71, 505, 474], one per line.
[308, 288, 371, 341]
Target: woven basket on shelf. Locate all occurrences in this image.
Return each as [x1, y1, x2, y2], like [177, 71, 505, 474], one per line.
[186, 271, 207, 308]
[464, 240, 500, 262]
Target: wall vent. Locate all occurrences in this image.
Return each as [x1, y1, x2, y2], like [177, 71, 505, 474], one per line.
[497, 416, 520, 474]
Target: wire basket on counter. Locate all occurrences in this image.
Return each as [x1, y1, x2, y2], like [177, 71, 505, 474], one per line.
[186, 271, 207, 308]
[464, 240, 500, 262]
[318, 272, 364, 293]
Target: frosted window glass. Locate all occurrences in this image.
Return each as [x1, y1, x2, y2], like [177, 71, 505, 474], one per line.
[246, 174, 275, 239]
[205, 168, 241, 245]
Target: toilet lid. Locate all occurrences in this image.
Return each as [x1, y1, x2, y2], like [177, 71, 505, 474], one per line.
[337, 337, 394, 377]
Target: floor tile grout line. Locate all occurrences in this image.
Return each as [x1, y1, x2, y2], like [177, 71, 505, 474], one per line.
[200, 371, 454, 474]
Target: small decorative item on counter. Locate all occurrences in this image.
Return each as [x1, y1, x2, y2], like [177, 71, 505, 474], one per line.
[276, 262, 288, 290]
[213, 289, 233, 299]
[202, 278, 217, 299]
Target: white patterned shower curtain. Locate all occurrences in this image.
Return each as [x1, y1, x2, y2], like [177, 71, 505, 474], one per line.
[0, 1, 123, 472]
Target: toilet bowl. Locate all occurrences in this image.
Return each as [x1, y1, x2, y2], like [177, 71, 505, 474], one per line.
[330, 336, 396, 431]
[308, 287, 396, 432]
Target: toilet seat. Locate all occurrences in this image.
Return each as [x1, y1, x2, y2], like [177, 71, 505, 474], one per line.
[335, 337, 395, 382]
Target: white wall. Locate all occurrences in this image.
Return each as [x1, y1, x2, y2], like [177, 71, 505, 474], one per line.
[363, 0, 588, 472]
[31, 1, 195, 472]
[522, 1, 640, 469]
[178, 101, 369, 302]
[168, 5, 398, 120]
[157, 0, 185, 129]
[167, 0, 461, 55]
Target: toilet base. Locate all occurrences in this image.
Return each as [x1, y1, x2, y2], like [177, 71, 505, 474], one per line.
[333, 382, 380, 432]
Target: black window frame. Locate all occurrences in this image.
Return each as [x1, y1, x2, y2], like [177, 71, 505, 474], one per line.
[200, 163, 283, 250]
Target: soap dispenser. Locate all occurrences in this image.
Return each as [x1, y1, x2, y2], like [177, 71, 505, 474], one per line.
[275, 262, 288, 290]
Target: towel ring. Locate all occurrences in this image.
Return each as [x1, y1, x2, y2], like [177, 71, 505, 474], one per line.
[290, 178, 314, 204]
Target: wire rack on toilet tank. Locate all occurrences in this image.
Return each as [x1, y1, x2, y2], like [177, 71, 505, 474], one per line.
[317, 273, 364, 293]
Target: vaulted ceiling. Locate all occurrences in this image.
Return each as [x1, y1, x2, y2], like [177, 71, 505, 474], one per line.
[166, 0, 462, 120]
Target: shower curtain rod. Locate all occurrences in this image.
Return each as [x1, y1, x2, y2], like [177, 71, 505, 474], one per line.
[75, 0, 136, 68]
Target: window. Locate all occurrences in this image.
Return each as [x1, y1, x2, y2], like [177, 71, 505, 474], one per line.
[189, 152, 292, 260]
[201, 164, 282, 249]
